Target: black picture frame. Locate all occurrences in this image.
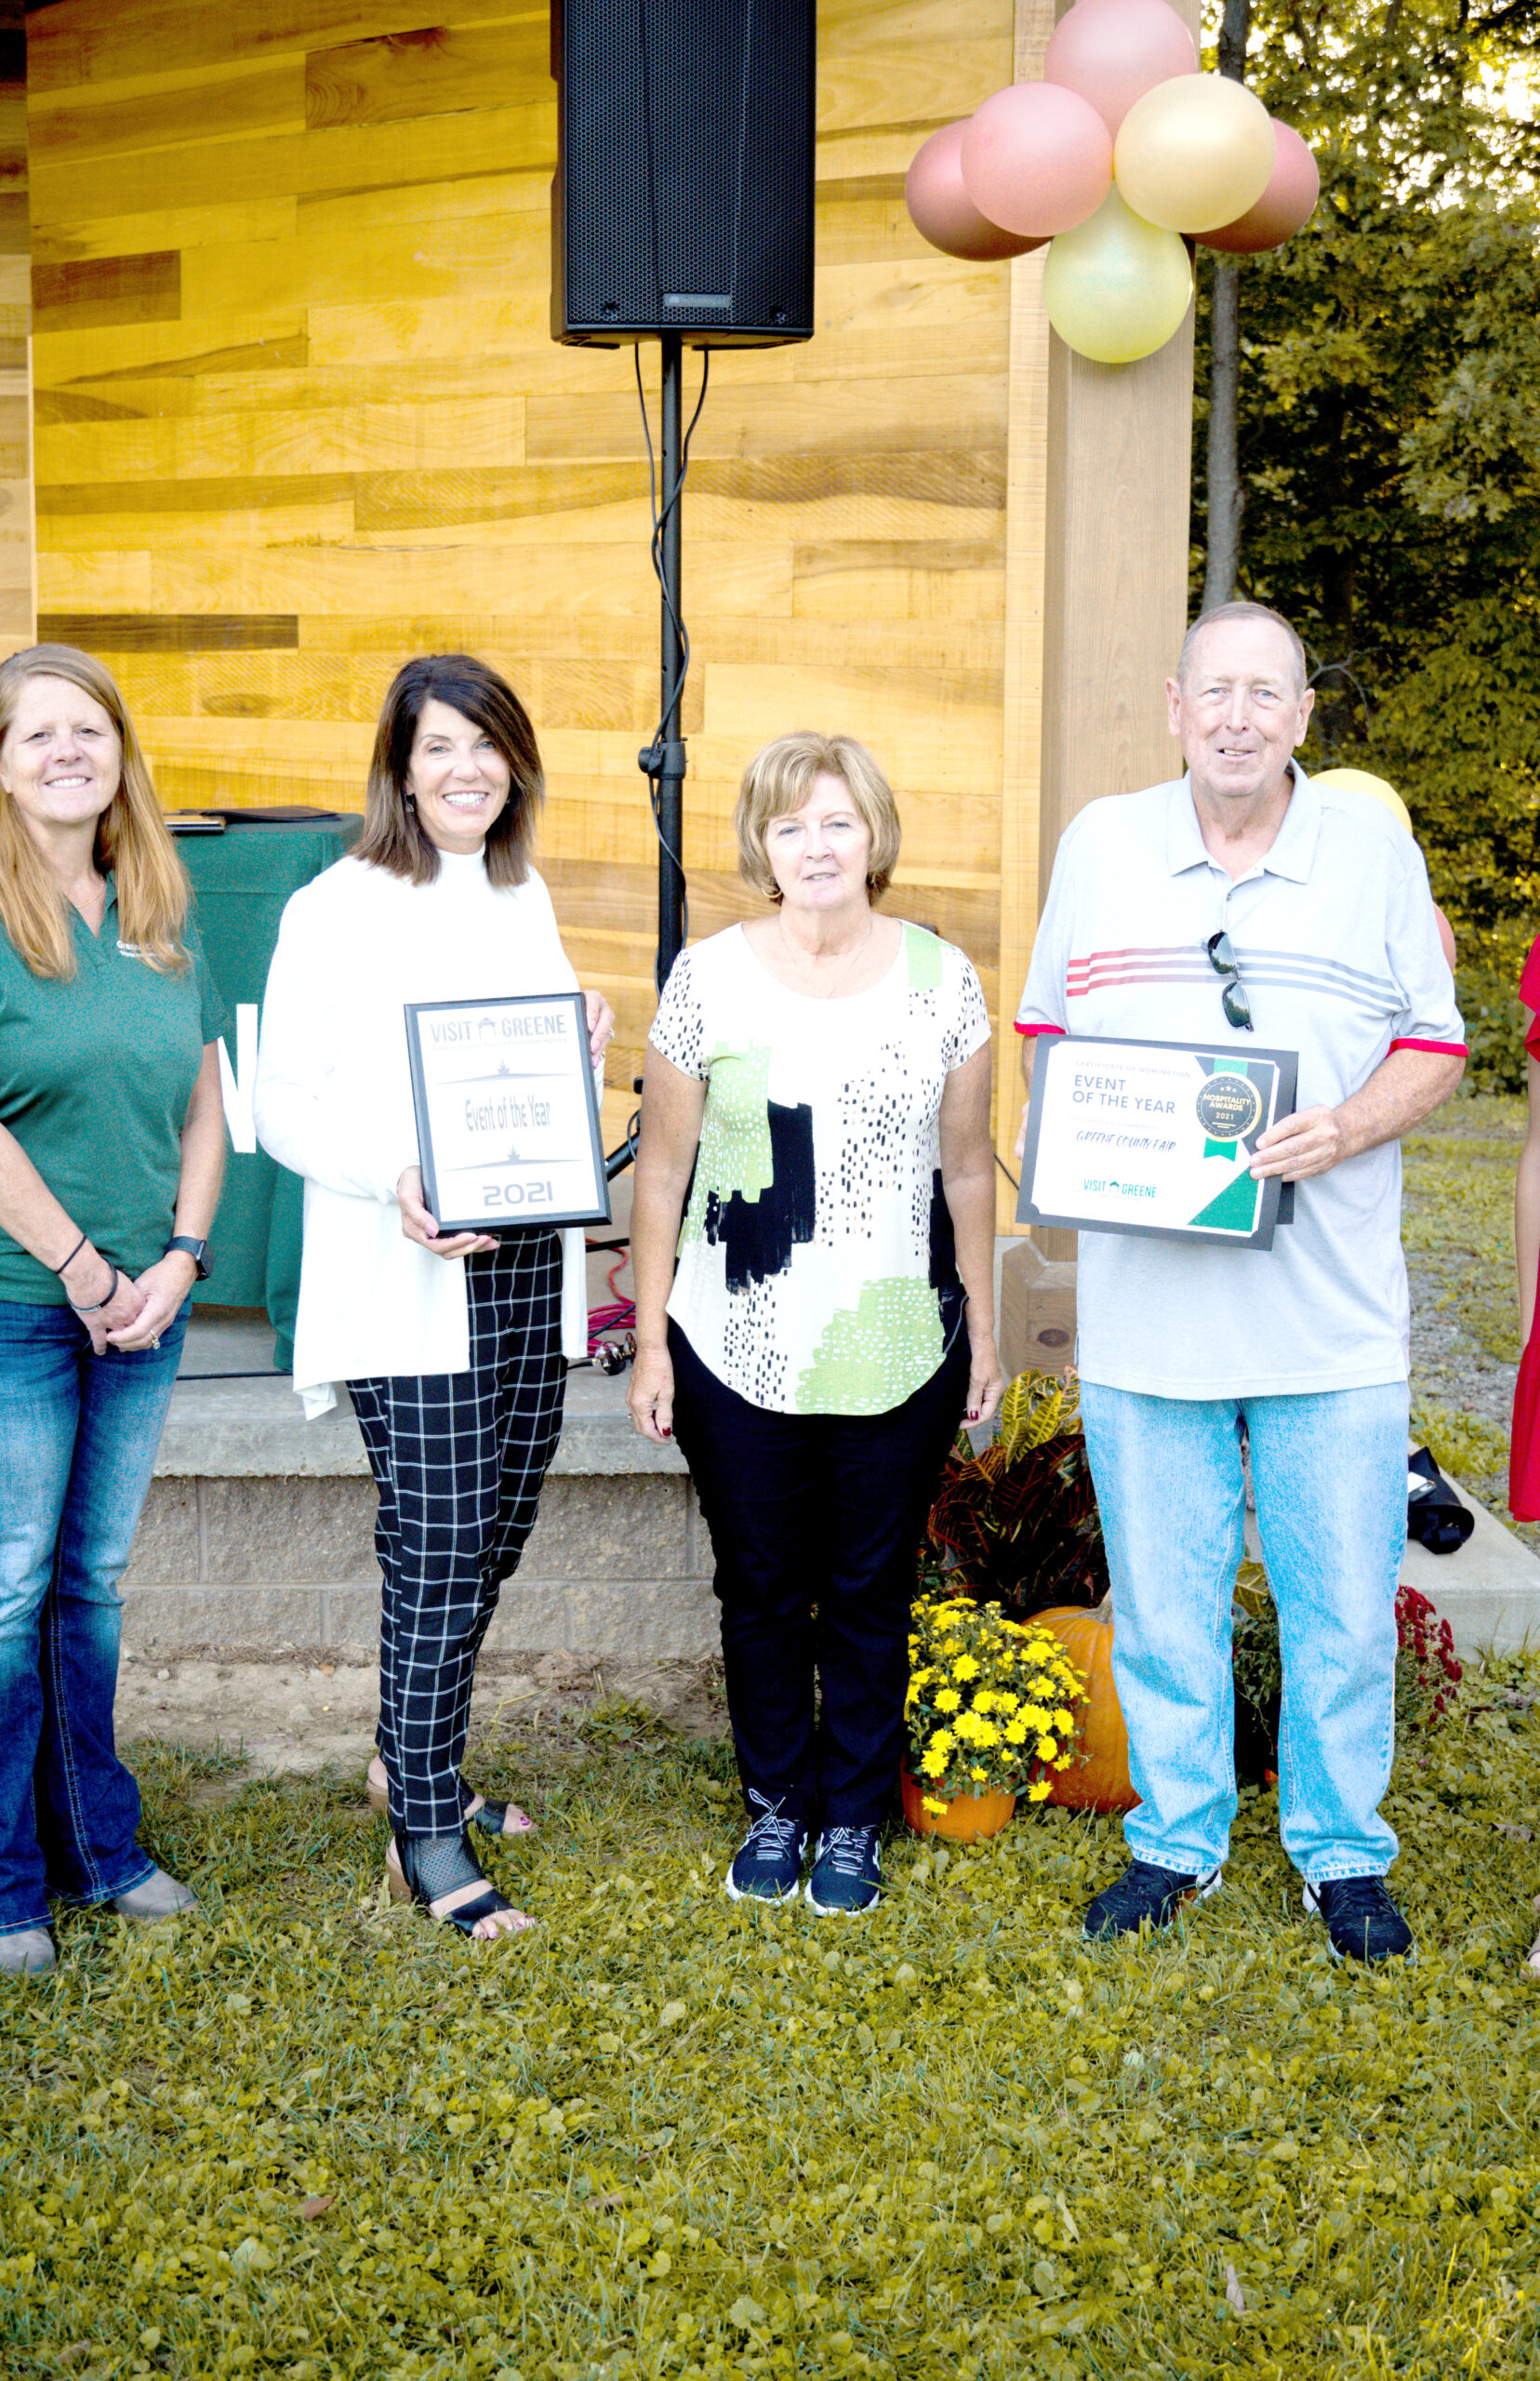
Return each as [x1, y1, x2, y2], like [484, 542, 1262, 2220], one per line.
[405, 991, 611, 1235]
[1017, 1032, 1299, 1251]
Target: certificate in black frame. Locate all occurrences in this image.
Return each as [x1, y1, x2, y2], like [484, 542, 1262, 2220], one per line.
[1017, 1032, 1299, 1251]
[405, 991, 611, 1235]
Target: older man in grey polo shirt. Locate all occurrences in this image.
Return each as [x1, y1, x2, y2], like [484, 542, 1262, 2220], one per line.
[1016, 600, 1466, 1963]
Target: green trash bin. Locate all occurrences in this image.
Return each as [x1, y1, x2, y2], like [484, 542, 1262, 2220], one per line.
[172, 808, 361, 1374]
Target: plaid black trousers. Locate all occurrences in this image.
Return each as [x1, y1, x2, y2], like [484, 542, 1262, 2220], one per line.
[348, 1232, 566, 1836]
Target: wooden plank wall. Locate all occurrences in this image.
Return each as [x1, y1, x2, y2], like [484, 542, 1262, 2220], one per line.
[0, 0, 31, 658]
[25, 0, 1034, 1167]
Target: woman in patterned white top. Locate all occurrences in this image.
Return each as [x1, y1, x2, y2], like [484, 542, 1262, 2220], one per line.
[628, 732, 1004, 1913]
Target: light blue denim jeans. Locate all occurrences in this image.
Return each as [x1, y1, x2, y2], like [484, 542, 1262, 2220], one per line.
[1079, 1379, 1409, 1885]
[0, 1297, 189, 1936]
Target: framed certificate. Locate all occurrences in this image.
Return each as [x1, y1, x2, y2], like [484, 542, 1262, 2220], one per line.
[1017, 1034, 1299, 1250]
[405, 992, 611, 1234]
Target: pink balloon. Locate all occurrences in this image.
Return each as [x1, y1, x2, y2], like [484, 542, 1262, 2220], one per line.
[961, 81, 1113, 240]
[1200, 120, 1320, 252]
[1435, 905, 1457, 972]
[1044, 0, 1199, 137]
[905, 122, 1047, 261]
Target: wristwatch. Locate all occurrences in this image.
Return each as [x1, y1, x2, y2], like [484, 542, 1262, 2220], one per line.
[166, 1235, 212, 1282]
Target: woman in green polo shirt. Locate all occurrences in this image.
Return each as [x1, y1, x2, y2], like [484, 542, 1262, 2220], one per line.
[0, 645, 227, 1980]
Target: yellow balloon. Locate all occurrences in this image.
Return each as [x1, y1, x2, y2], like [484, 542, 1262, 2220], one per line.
[1311, 766, 1414, 834]
[1114, 73, 1276, 233]
[1042, 187, 1193, 364]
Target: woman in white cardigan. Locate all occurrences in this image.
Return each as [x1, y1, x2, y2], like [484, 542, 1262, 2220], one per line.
[254, 655, 613, 1941]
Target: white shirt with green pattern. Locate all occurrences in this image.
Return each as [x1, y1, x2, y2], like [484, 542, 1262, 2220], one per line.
[649, 921, 990, 1416]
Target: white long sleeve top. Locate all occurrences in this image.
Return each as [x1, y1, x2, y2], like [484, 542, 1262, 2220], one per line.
[253, 848, 591, 1416]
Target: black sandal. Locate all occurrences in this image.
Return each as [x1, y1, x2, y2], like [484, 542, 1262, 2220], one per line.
[384, 1830, 536, 1939]
[368, 1756, 536, 1837]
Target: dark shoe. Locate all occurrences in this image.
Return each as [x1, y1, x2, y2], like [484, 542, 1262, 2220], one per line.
[368, 1754, 535, 1838]
[1083, 1858, 1222, 1941]
[1304, 1875, 1414, 1963]
[805, 1826, 882, 1916]
[724, 1796, 808, 1904]
[0, 1927, 56, 1978]
[386, 1832, 535, 1940]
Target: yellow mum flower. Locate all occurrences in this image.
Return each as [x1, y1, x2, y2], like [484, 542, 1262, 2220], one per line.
[923, 1795, 949, 1816]
[970, 1766, 988, 1782]
[1020, 1705, 1049, 1732]
[1054, 1708, 1075, 1734]
[951, 1656, 980, 1682]
[971, 1689, 996, 1714]
[972, 1721, 1001, 1748]
[1027, 1776, 1053, 1802]
[921, 1744, 949, 1777]
[935, 1688, 962, 1713]
[929, 1727, 954, 1754]
[1036, 1736, 1058, 1762]
[1003, 1717, 1029, 1746]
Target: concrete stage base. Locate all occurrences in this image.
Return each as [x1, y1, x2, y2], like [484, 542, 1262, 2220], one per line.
[125, 1313, 717, 1659]
[127, 1305, 1540, 1665]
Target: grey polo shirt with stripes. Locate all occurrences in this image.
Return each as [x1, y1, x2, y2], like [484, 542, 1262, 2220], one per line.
[1016, 765, 1466, 1400]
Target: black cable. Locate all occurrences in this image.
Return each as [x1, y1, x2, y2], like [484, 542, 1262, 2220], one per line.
[633, 343, 710, 940]
[993, 1151, 1020, 1192]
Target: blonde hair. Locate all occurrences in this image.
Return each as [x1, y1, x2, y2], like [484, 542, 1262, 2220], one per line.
[0, 644, 189, 979]
[735, 731, 902, 903]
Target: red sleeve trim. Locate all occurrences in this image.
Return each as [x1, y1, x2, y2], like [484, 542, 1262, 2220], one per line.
[1014, 1020, 1067, 1038]
[1389, 1038, 1467, 1057]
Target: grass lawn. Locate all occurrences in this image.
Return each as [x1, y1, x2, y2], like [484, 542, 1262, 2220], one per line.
[7, 1682, 1540, 2381]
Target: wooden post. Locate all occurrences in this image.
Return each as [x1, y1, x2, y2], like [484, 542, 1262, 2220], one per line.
[1006, 0, 1200, 1254]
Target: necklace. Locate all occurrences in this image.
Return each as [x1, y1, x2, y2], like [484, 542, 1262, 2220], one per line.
[776, 911, 877, 998]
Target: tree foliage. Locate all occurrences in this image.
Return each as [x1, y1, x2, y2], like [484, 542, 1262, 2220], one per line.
[1194, 1, 1540, 1077]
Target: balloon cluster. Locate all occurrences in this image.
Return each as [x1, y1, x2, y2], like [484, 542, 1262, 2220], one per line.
[905, 0, 1320, 366]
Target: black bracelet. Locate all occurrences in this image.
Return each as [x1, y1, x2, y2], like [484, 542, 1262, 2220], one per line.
[51, 1230, 89, 1277]
[67, 1262, 119, 1316]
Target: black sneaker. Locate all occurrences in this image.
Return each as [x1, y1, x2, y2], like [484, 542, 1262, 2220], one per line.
[1304, 1875, 1414, 1963]
[805, 1826, 882, 1915]
[724, 1796, 808, 1904]
[1083, 1858, 1222, 1941]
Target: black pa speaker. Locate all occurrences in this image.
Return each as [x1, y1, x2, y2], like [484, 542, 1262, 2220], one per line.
[551, 0, 816, 347]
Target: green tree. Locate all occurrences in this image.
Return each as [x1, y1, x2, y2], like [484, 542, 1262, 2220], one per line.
[1192, 1, 1540, 1076]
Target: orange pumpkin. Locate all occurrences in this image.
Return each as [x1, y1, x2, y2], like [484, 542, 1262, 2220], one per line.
[900, 1765, 1016, 1843]
[1032, 1603, 1140, 1813]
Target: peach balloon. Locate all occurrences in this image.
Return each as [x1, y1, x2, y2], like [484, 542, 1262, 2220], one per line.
[1114, 73, 1276, 233]
[906, 121, 1047, 261]
[961, 80, 1113, 240]
[1201, 119, 1321, 252]
[1044, 0, 1198, 137]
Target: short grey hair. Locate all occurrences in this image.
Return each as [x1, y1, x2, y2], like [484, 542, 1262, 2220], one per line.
[1178, 601, 1308, 695]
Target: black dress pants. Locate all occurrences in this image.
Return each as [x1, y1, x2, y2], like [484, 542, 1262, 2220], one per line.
[669, 1320, 970, 1829]
[348, 1234, 565, 1837]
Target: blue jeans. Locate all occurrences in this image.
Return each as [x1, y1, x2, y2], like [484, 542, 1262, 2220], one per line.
[1080, 1379, 1409, 1885]
[0, 1297, 189, 1935]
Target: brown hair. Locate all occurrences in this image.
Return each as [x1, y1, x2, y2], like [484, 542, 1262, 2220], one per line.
[735, 730, 902, 904]
[354, 653, 543, 886]
[0, 644, 189, 980]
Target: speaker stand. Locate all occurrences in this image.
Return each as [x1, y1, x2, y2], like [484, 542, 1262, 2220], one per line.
[641, 329, 688, 996]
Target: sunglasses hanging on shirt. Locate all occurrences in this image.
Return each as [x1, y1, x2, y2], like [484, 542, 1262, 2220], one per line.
[1204, 930, 1254, 1032]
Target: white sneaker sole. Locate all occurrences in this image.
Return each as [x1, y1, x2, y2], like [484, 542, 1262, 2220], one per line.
[724, 1870, 802, 1905]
